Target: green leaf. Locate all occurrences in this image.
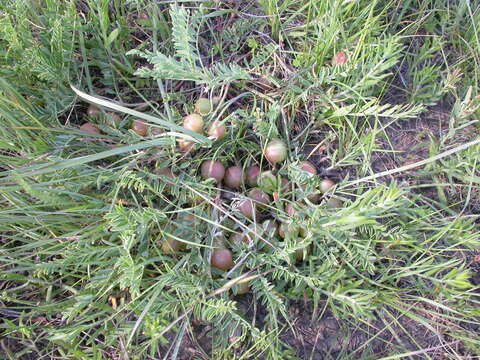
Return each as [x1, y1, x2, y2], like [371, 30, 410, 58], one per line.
[170, 4, 200, 67]
[115, 251, 144, 298]
[106, 28, 120, 47]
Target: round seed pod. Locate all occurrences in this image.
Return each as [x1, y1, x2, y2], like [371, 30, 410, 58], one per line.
[106, 112, 121, 123]
[231, 232, 248, 244]
[224, 166, 244, 189]
[238, 188, 269, 219]
[195, 98, 212, 115]
[211, 248, 233, 271]
[285, 203, 296, 217]
[132, 119, 148, 136]
[239, 199, 258, 219]
[302, 186, 320, 204]
[235, 223, 267, 247]
[248, 188, 270, 207]
[208, 121, 226, 140]
[137, 13, 150, 22]
[80, 122, 100, 135]
[239, 224, 261, 246]
[246, 166, 261, 187]
[87, 104, 101, 118]
[183, 114, 204, 134]
[151, 126, 164, 136]
[285, 202, 308, 216]
[300, 161, 317, 175]
[320, 179, 335, 193]
[264, 139, 287, 165]
[201, 160, 225, 182]
[178, 140, 194, 153]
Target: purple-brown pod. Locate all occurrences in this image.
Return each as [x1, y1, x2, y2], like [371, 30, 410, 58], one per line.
[246, 166, 261, 187]
[201, 160, 225, 182]
[224, 166, 244, 189]
[183, 114, 204, 134]
[211, 248, 233, 271]
[208, 121, 226, 140]
[178, 140, 195, 153]
[248, 188, 270, 207]
[264, 139, 287, 165]
[132, 119, 148, 136]
[300, 161, 317, 175]
[239, 199, 258, 219]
